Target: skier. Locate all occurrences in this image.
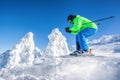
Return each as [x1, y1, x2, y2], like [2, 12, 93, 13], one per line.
[65, 14, 98, 55]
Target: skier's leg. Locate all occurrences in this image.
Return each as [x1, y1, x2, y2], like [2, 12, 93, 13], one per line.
[81, 28, 97, 38]
[70, 35, 82, 56]
[78, 33, 88, 51]
[78, 28, 97, 51]
[76, 35, 80, 50]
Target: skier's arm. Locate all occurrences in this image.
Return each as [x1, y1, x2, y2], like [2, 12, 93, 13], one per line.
[69, 17, 82, 32]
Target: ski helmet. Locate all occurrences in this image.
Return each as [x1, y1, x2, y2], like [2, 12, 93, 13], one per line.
[67, 14, 76, 23]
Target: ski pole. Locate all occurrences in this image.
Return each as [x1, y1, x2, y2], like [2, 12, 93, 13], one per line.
[92, 16, 114, 22]
[83, 16, 115, 25]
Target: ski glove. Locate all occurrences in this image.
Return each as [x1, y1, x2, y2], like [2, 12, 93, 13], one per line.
[65, 27, 71, 33]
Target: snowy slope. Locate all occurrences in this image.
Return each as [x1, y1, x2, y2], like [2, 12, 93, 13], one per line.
[89, 35, 120, 44]
[89, 35, 120, 57]
[0, 50, 10, 68]
[91, 42, 120, 56]
[0, 28, 120, 80]
[69, 34, 120, 57]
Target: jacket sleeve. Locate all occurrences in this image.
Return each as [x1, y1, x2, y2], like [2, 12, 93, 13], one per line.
[69, 16, 82, 32]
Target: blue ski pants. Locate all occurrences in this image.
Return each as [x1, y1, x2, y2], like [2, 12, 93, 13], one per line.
[76, 28, 97, 51]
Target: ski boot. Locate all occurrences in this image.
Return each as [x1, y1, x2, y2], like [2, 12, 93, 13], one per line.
[70, 50, 83, 56]
[82, 49, 94, 56]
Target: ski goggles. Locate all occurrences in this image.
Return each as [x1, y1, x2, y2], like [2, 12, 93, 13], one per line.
[69, 20, 73, 24]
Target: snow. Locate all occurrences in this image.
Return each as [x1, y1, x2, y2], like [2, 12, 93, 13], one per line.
[6, 32, 42, 69]
[59, 57, 120, 80]
[0, 50, 10, 68]
[88, 35, 120, 57]
[44, 28, 70, 57]
[0, 28, 120, 80]
[91, 42, 120, 57]
[89, 34, 120, 45]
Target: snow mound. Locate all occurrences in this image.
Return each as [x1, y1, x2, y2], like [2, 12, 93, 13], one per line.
[6, 32, 42, 68]
[44, 28, 70, 57]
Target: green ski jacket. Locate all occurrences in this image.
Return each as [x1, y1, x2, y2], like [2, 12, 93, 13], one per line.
[69, 15, 98, 35]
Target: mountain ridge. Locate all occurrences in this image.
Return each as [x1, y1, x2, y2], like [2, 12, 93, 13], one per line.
[89, 34, 120, 45]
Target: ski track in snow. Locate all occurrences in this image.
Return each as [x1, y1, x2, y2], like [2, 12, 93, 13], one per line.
[0, 28, 120, 80]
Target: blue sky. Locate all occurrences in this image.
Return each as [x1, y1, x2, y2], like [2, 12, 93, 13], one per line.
[0, 0, 120, 53]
